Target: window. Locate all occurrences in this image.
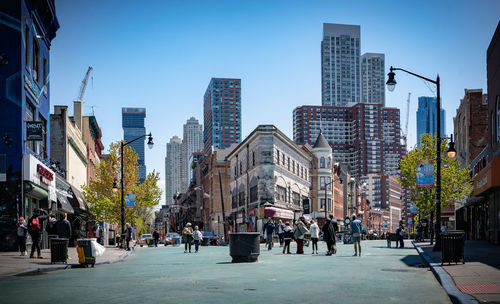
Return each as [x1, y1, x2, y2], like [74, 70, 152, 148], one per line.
[320, 177, 325, 190]
[239, 192, 245, 207]
[250, 186, 258, 202]
[252, 151, 255, 167]
[239, 161, 243, 175]
[292, 160, 295, 173]
[232, 194, 237, 209]
[234, 165, 237, 178]
[24, 17, 29, 67]
[32, 37, 40, 83]
[25, 99, 35, 151]
[282, 154, 285, 165]
[292, 192, 300, 205]
[276, 150, 279, 164]
[287, 157, 290, 171]
[276, 186, 287, 202]
[327, 157, 331, 168]
[320, 198, 326, 210]
[320, 157, 325, 168]
[43, 57, 47, 88]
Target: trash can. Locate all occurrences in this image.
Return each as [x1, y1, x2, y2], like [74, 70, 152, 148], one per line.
[229, 232, 260, 263]
[50, 238, 68, 264]
[441, 230, 465, 265]
[108, 229, 116, 246]
[77, 238, 95, 267]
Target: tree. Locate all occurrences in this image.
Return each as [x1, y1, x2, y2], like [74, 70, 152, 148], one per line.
[399, 134, 472, 216]
[82, 141, 162, 232]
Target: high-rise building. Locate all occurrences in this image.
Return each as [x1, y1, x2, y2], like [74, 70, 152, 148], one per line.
[293, 103, 404, 207]
[122, 108, 147, 183]
[165, 136, 183, 205]
[416, 97, 446, 147]
[361, 53, 385, 106]
[0, 0, 59, 250]
[203, 78, 242, 153]
[321, 23, 361, 106]
[181, 117, 203, 190]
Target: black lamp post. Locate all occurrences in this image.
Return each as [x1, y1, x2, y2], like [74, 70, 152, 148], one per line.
[387, 67, 455, 251]
[117, 133, 153, 238]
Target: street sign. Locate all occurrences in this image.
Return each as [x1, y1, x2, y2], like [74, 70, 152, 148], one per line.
[26, 121, 43, 141]
[414, 215, 419, 222]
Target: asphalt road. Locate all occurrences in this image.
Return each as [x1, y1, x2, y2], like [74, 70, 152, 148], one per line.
[0, 240, 451, 304]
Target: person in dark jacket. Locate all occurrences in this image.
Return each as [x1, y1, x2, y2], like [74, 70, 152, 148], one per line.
[396, 220, 405, 248]
[46, 214, 57, 235]
[125, 223, 134, 250]
[56, 213, 72, 239]
[153, 230, 160, 247]
[17, 217, 28, 256]
[322, 215, 337, 255]
[28, 209, 48, 258]
[263, 218, 275, 250]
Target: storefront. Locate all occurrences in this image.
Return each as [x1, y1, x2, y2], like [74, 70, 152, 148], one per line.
[459, 156, 500, 244]
[67, 185, 91, 246]
[22, 154, 56, 218]
[54, 175, 74, 215]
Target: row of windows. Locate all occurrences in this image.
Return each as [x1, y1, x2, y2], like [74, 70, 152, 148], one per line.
[275, 149, 308, 180]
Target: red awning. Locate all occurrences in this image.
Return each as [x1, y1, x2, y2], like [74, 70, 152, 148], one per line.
[264, 207, 294, 219]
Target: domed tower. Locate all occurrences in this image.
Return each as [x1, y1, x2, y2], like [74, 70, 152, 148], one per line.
[311, 130, 333, 223]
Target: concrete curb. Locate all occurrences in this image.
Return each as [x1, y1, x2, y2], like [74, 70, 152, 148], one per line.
[12, 249, 133, 276]
[412, 241, 478, 304]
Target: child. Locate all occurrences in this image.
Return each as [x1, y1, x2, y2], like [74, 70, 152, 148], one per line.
[282, 222, 293, 254]
[17, 217, 28, 256]
[193, 226, 203, 253]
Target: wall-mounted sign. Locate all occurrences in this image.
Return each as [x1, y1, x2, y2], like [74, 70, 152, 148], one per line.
[416, 160, 434, 188]
[303, 198, 310, 214]
[37, 164, 53, 185]
[26, 121, 43, 141]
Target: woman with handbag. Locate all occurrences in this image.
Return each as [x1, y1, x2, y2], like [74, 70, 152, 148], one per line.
[182, 223, 193, 253]
[293, 217, 309, 254]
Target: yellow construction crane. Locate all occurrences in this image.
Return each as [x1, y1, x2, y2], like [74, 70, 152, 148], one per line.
[77, 66, 93, 102]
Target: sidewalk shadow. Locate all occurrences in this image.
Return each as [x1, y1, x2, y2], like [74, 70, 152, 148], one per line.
[400, 255, 428, 268]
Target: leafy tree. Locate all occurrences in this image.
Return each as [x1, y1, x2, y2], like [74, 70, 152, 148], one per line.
[399, 134, 472, 216]
[82, 141, 162, 233]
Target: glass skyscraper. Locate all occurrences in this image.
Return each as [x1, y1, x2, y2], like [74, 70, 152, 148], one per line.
[203, 78, 241, 153]
[122, 108, 146, 183]
[321, 23, 361, 106]
[416, 97, 446, 147]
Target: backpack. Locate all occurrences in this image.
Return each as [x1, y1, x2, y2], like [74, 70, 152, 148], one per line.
[30, 217, 40, 232]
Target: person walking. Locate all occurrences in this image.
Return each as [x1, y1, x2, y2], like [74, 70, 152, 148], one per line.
[322, 216, 336, 255]
[182, 223, 193, 253]
[193, 226, 203, 253]
[396, 220, 405, 248]
[293, 217, 309, 254]
[263, 218, 275, 250]
[152, 230, 160, 247]
[125, 223, 134, 250]
[349, 214, 362, 256]
[309, 220, 320, 254]
[282, 222, 293, 254]
[17, 217, 28, 256]
[416, 222, 424, 242]
[277, 219, 285, 247]
[28, 209, 48, 259]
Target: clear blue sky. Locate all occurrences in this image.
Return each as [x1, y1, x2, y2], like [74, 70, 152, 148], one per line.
[50, 0, 500, 206]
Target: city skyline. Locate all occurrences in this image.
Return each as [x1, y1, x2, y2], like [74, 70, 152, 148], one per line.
[49, 0, 500, 206]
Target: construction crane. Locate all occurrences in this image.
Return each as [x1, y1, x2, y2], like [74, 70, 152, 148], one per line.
[77, 66, 93, 102]
[402, 92, 411, 150]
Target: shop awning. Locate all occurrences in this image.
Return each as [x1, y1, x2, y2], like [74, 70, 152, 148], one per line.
[463, 196, 486, 208]
[68, 185, 89, 212]
[56, 191, 74, 214]
[264, 207, 294, 219]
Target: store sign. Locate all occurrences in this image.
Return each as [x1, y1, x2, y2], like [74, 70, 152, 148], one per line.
[26, 121, 43, 141]
[37, 164, 53, 185]
[303, 199, 310, 214]
[23, 154, 56, 201]
[416, 160, 434, 188]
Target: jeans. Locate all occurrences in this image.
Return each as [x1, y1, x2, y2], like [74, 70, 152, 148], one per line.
[194, 240, 200, 252]
[278, 233, 284, 246]
[311, 238, 318, 252]
[30, 233, 41, 256]
[283, 240, 291, 254]
[266, 234, 273, 250]
[18, 236, 26, 253]
[185, 238, 192, 252]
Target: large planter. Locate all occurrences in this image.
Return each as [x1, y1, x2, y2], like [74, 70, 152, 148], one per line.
[229, 232, 260, 263]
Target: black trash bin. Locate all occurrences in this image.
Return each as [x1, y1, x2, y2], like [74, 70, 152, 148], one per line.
[229, 232, 260, 263]
[108, 229, 116, 246]
[77, 239, 95, 267]
[441, 230, 465, 265]
[50, 238, 68, 264]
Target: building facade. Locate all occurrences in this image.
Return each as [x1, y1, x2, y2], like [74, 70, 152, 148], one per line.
[321, 23, 361, 107]
[453, 89, 489, 168]
[416, 97, 446, 147]
[165, 136, 183, 206]
[0, 0, 59, 250]
[122, 108, 146, 183]
[82, 115, 104, 185]
[181, 117, 203, 191]
[227, 125, 311, 232]
[203, 78, 241, 153]
[361, 53, 385, 106]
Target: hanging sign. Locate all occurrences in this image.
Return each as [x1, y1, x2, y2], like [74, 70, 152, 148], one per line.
[26, 121, 43, 141]
[416, 160, 434, 188]
[125, 192, 136, 208]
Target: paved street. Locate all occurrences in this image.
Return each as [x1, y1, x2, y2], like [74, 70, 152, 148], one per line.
[0, 240, 450, 304]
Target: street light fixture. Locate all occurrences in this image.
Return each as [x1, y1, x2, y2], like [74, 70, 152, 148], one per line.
[446, 134, 457, 159]
[119, 133, 153, 241]
[112, 180, 118, 194]
[386, 66, 454, 251]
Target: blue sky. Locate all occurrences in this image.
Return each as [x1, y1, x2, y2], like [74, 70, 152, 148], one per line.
[50, 0, 500, 206]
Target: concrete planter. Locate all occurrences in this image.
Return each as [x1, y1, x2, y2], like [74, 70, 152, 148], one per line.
[229, 232, 260, 263]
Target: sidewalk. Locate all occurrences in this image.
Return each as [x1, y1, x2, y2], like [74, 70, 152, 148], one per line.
[414, 240, 500, 304]
[0, 244, 133, 277]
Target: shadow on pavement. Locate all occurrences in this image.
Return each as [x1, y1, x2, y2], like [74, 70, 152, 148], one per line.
[400, 254, 428, 268]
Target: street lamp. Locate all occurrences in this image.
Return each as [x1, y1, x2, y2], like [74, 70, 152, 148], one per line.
[119, 133, 153, 239]
[386, 66, 454, 251]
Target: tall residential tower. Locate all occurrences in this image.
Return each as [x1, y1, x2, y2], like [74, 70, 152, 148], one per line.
[361, 53, 385, 106]
[165, 136, 183, 205]
[181, 117, 203, 190]
[203, 78, 242, 153]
